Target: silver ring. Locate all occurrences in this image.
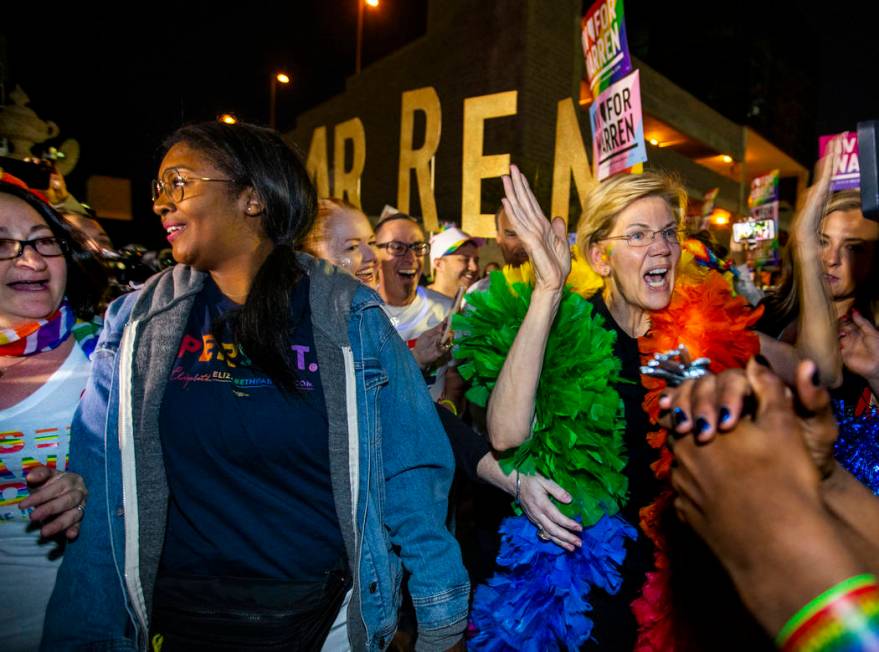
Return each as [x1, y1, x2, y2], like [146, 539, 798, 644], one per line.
[537, 529, 550, 541]
[75, 503, 86, 513]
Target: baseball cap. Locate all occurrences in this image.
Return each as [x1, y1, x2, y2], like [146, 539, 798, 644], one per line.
[429, 226, 483, 269]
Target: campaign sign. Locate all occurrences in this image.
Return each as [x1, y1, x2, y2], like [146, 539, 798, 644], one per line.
[819, 132, 860, 191]
[589, 70, 647, 181]
[734, 212, 777, 244]
[701, 187, 720, 217]
[582, 0, 632, 93]
[748, 169, 780, 209]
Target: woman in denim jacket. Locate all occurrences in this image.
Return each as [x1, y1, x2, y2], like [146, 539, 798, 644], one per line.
[42, 122, 469, 651]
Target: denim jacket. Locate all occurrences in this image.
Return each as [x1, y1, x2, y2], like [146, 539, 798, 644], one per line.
[42, 254, 469, 651]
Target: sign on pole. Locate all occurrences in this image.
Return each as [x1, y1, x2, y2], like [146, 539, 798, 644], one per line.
[819, 131, 860, 191]
[582, 0, 632, 94]
[589, 70, 647, 181]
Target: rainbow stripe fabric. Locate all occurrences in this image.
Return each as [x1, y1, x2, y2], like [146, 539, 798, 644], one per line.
[777, 575, 879, 652]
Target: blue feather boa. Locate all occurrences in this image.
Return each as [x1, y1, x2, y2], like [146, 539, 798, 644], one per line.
[469, 514, 636, 651]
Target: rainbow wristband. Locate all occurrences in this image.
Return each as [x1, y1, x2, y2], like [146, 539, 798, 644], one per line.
[776, 574, 879, 652]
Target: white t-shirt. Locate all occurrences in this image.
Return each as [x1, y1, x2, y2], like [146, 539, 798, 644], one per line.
[0, 342, 90, 651]
[382, 287, 454, 400]
[381, 286, 452, 342]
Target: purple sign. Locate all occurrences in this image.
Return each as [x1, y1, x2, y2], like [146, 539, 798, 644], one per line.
[819, 131, 860, 191]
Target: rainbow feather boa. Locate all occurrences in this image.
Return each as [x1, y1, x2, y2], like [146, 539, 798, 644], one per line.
[455, 253, 762, 650]
[454, 263, 634, 649]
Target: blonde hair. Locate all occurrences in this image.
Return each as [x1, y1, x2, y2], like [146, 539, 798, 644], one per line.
[823, 189, 861, 217]
[300, 197, 360, 257]
[575, 172, 688, 260]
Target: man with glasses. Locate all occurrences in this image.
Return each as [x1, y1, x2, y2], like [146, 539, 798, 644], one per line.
[374, 213, 452, 400]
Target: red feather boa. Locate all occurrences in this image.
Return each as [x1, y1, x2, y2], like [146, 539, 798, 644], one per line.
[631, 270, 763, 651]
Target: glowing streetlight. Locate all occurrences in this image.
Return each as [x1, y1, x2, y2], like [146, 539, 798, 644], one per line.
[269, 71, 292, 130]
[356, 0, 380, 74]
[218, 113, 238, 125]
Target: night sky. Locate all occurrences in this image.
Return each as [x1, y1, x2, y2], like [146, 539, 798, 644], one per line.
[2, 1, 876, 248]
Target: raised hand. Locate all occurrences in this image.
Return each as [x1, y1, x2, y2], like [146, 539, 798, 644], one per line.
[793, 135, 842, 240]
[501, 165, 570, 293]
[840, 310, 879, 385]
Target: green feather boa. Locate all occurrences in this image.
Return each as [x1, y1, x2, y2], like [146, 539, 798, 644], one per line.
[453, 271, 628, 526]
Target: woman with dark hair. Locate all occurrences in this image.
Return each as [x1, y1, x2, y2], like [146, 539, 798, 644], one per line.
[43, 122, 469, 651]
[0, 172, 106, 650]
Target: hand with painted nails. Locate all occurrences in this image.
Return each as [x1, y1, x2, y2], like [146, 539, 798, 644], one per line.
[518, 473, 583, 552]
[669, 358, 864, 637]
[19, 464, 88, 540]
[501, 165, 570, 294]
[659, 364, 756, 442]
[670, 358, 824, 538]
[663, 356, 840, 477]
[790, 358, 842, 479]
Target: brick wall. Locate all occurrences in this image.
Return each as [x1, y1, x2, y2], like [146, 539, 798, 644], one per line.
[288, 0, 588, 229]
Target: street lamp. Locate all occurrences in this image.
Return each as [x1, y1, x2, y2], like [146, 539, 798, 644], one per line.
[356, 0, 380, 75]
[269, 72, 291, 130]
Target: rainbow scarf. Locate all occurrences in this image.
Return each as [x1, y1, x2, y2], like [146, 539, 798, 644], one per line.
[0, 299, 75, 357]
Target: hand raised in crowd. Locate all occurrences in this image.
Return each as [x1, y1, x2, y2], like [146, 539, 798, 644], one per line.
[501, 165, 570, 293]
[840, 310, 879, 385]
[518, 473, 583, 551]
[411, 321, 452, 369]
[791, 134, 842, 243]
[19, 464, 87, 540]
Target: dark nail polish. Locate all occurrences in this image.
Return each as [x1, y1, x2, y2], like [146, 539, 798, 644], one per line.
[718, 407, 731, 424]
[694, 418, 709, 436]
[673, 407, 688, 427]
[811, 368, 821, 386]
[754, 354, 771, 368]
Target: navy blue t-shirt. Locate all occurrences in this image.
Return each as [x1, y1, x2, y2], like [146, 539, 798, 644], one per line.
[158, 276, 345, 581]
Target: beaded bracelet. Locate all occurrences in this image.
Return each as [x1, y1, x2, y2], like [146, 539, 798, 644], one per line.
[776, 573, 879, 652]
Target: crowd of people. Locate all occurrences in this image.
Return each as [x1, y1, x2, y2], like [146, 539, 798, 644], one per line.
[0, 120, 877, 652]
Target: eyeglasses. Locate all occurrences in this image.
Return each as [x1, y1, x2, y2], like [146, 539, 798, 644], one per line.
[600, 226, 681, 248]
[0, 237, 66, 261]
[151, 168, 234, 203]
[375, 240, 431, 257]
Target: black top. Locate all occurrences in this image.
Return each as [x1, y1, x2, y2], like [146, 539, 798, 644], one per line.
[587, 295, 772, 651]
[158, 276, 345, 582]
[586, 294, 659, 650]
